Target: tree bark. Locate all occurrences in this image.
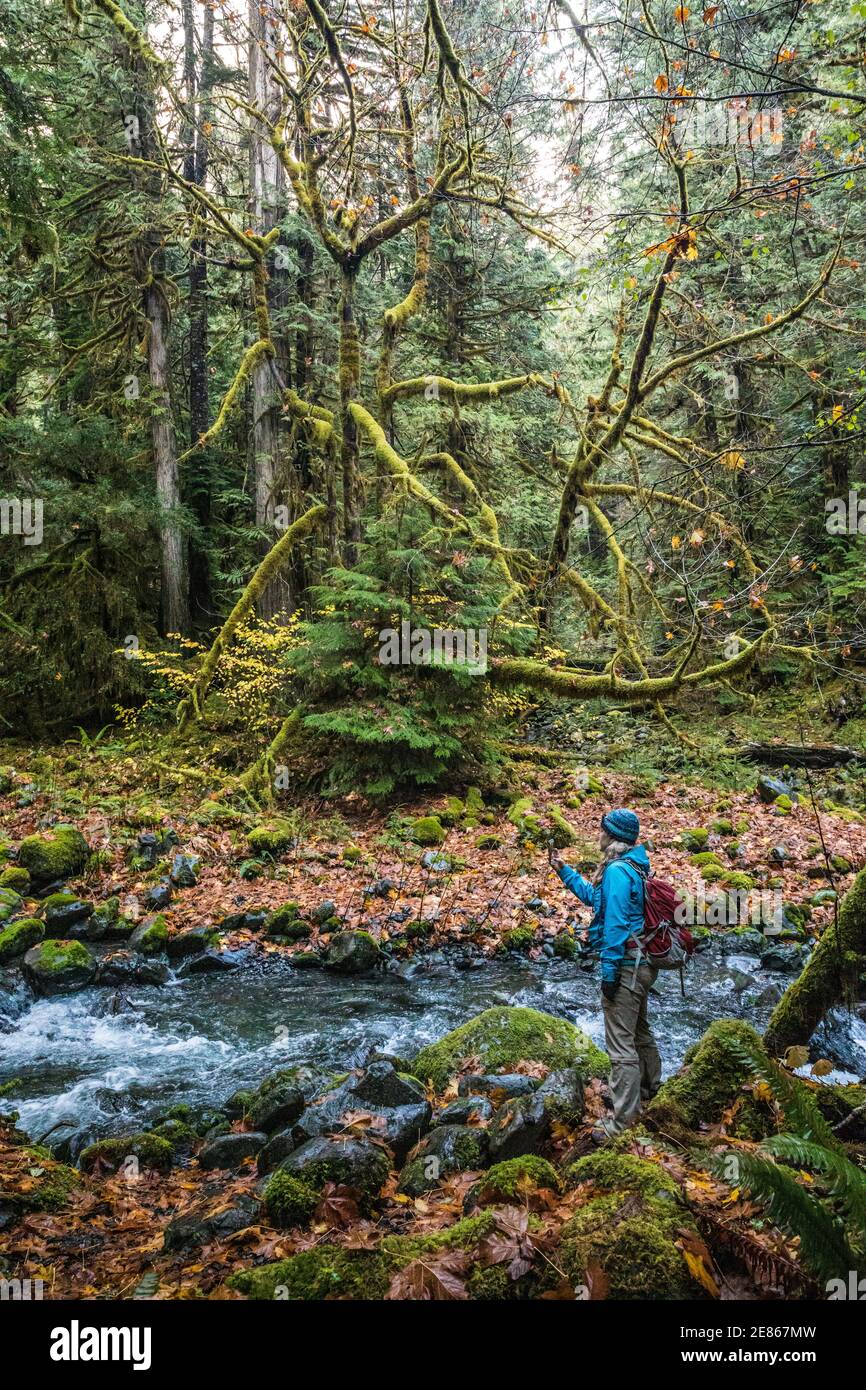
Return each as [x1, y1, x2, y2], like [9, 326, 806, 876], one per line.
[764, 868, 866, 1055]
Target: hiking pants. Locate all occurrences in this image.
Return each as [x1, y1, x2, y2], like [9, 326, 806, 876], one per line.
[601, 960, 662, 1132]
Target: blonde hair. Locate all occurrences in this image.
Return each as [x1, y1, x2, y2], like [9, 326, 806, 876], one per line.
[592, 838, 632, 886]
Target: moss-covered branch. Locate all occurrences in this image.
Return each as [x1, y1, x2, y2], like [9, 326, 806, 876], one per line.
[764, 868, 866, 1056]
[176, 505, 326, 729]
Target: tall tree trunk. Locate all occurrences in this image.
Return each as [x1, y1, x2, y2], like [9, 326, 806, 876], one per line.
[248, 0, 288, 618]
[132, 23, 189, 635]
[339, 267, 361, 564]
[187, 0, 214, 619]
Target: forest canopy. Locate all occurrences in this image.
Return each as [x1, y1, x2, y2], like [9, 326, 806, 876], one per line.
[1, 0, 864, 793]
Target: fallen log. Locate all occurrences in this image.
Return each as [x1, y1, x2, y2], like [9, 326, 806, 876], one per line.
[763, 867, 866, 1056]
[733, 742, 865, 768]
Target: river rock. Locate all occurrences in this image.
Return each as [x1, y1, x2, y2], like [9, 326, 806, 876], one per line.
[457, 1073, 538, 1099]
[718, 929, 765, 955]
[143, 879, 173, 911]
[42, 895, 93, 937]
[486, 1093, 550, 1161]
[219, 909, 268, 933]
[198, 1131, 268, 1170]
[351, 1061, 425, 1109]
[434, 1096, 494, 1127]
[276, 1135, 391, 1208]
[23, 939, 96, 996]
[94, 951, 169, 987]
[176, 950, 239, 976]
[325, 930, 382, 974]
[256, 1129, 297, 1176]
[290, 1063, 430, 1159]
[164, 1195, 261, 1252]
[165, 926, 219, 960]
[756, 775, 793, 804]
[397, 1124, 489, 1196]
[17, 825, 89, 888]
[760, 942, 808, 973]
[248, 1076, 306, 1133]
[169, 853, 200, 889]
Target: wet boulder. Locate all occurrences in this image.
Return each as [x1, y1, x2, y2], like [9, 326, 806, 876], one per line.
[760, 942, 808, 973]
[128, 915, 169, 955]
[94, 951, 169, 987]
[165, 925, 219, 960]
[23, 939, 96, 996]
[85, 897, 135, 942]
[0, 888, 23, 923]
[457, 1073, 538, 1100]
[176, 950, 239, 976]
[164, 1195, 261, 1252]
[17, 825, 89, 888]
[434, 1096, 494, 1128]
[79, 1132, 173, 1176]
[0, 917, 44, 965]
[41, 893, 93, 938]
[289, 1063, 430, 1160]
[486, 1093, 550, 1161]
[411, 1006, 609, 1092]
[247, 1073, 306, 1133]
[198, 1131, 268, 1170]
[325, 930, 382, 975]
[276, 1136, 391, 1211]
[143, 879, 173, 912]
[257, 1129, 298, 1176]
[169, 853, 200, 889]
[397, 1124, 489, 1197]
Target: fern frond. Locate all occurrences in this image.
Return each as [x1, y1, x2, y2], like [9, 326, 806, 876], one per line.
[763, 1134, 866, 1240]
[709, 1149, 854, 1285]
[724, 1033, 840, 1150]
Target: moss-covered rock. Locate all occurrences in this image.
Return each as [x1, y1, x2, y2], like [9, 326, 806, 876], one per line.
[552, 932, 576, 959]
[548, 808, 578, 848]
[276, 1136, 390, 1211]
[266, 903, 311, 939]
[721, 872, 756, 891]
[646, 1020, 770, 1137]
[690, 851, 724, 869]
[22, 938, 96, 995]
[128, 915, 169, 955]
[398, 1124, 489, 1196]
[711, 820, 734, 836]
[261, 1171, 320, 1228]
[411, 1006, 609, 1092]
[247, 821, 296, 856]
[410, 816, 446, 847]
[0, 916, 44, 964]
[0, 1144, 80, 1217]
[475, 834, 502, 851]
[0, 886, 23, 922]
[500, 927, 536, 953]
[227, 1211, 509, 1300]
[325, 930, 381, 974]
[79, 1131, 173, 1176]
[555, 1149, 699, 1300]
[679, 828, 709, 851]
[0, 866, 30, 893]
[465, 1155, 561, 1210]
[342, 845, 362, 864]
[17, 825, 89, 887]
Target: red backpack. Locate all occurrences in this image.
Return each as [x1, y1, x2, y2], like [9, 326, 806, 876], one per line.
[625, 863, 696, 988]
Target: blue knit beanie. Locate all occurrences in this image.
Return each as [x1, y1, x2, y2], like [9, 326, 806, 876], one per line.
[601, 807, 640, 845]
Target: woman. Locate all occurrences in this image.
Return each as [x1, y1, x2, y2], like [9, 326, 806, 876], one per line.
[548, 807, 661, 1141]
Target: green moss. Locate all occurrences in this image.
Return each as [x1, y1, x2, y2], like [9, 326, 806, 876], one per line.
[0, 866, 30, 893]
[553, 933, 576, 959]
[342, 845, 362, 864]
[410, 816, 446, 846]
[247, 821, 296, 856]
[500, 927, 536, 952]
[26, 937, 91, 973]
[262, 1172, 320, 1228]
[711, 820, 734, 836]
[679, 827, 709, 850]
[0, 916, 44, 964]
[475, 834, 502, 850]
[699, 865, 726, 883]
[690, 852, 724, 868]
[440, 796, 465, 826]
[721, 872, 756, 891]
[17, 824, 88, 885]
[40, 891, 83, 914]
[470, 1156, 561, 1205]
[135, 914, 169, 953]
[267, 903, 310, 939]
[774, 795, 793, 814]
[830, 855, 853, 874]
[549, 808, 578, 848]
[646, 1020, 768, 1136]
[557, 1189, 697, 1300]
[227, 1211, 506, 1300]
[0, 1146, 80, 1214]
[411, 1006, 609, 1092]
[565, 1150, 681, 1200]
[79, 1132, 173, 1175]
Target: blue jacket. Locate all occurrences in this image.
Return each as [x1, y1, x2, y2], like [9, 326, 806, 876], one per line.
[557, 844, 649, 984]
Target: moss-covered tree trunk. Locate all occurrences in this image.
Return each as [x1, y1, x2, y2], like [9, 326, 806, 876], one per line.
[764, 867, 866, 1056]
[339, 267, 362, 565]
